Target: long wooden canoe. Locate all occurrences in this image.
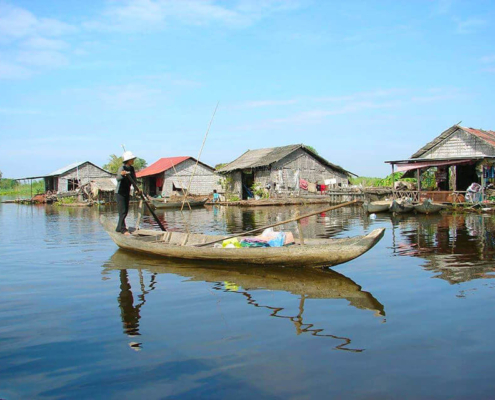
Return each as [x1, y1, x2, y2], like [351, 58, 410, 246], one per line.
[100, 215, 385, 268]
[363, 200, 392, 213]
[389, 199, 414, 213]
[414, 199, 444, 214]
[151, 198, 207, 209]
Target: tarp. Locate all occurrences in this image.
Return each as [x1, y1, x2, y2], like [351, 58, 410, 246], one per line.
[395, 159, 472, 172]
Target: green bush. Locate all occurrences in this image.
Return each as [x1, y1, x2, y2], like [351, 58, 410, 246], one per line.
[56, 196, 78, 205]
[0, 179, 44, 196]
[350, 172, 416, 188]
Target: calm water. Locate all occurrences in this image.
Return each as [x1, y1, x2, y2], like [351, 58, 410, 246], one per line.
[1, 199, 495, 399]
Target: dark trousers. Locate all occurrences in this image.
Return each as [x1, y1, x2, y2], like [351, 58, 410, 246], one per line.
[116, 193, 130, 233]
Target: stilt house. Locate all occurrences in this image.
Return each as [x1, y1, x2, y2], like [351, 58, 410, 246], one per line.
[20, 161, 115, 194]
[386, 124, 495, 201]
[136, 157, 219, 197]
[217, 144, 355, 200]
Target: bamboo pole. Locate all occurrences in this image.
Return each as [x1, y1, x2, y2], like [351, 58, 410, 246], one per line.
[181, 102, 219, 211]
[195, 200, 361, 247]
[171, 163, 192, 211]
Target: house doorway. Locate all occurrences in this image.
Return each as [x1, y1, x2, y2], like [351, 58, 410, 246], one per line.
[241, 171, 255, 200]
[456, 164, 479, 191]
[148, 176, 157, 196]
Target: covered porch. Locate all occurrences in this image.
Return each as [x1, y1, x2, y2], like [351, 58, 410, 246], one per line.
[386, 157, 493, 203]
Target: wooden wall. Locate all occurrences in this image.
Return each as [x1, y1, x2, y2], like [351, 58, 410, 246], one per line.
[422, 129, 495, 159]
[224, 148, 350, 197]
[57, 163, 113, 193]
[161, 159, 220, 197]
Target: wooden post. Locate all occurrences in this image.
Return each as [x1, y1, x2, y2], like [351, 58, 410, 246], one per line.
[416, 168, 421, 202]
[481, 164, 485, 202]
[391, 164, 395, 199]
[295, 210, 305, 245]
[452, 165, 457, 192]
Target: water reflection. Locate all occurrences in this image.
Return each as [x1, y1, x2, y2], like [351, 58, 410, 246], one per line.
[141, 204, 365, 238]
[391, 213, 495, 283]
[103, 249, 385, 352]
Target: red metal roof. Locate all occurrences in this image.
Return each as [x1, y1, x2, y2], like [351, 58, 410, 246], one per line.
[461, 126, 495, 148]
[136, 157, 190, 178]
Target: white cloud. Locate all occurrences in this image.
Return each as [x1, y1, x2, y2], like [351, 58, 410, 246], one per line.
[0, 60, 32, 79]
[16, 50, 68, 67]
[435, 0, 453, 15]
[0, 4, 76, 78]
[231, 87, 461, 130]
[0, 107, 41, 115]
[480, 55, 495, 64]
[0, 3, 76, 39]
[456, 18, 486, 34]
[84, 0, 303, 31]
[97, 84, 163, 109]
[242, 99, 298, 108]
[22, 36, 69, 51]
[271, 101, 400, 124]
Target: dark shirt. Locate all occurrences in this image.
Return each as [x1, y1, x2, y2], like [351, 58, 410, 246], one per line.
[115, 164, 137, 196]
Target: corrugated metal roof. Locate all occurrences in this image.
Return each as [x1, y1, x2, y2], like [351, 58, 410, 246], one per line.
[136, 157, 215, 178]
[136, 157, 190, 178]
[217, 144, 355, 176]
[411, 125, 495, 159]
[462, 126, 495, 148]
[47, 161, 86, 176]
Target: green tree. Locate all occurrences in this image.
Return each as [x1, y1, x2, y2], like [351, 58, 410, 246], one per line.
[0, 170, 2, 181]
[103, 155, 147, 173]
[215, 163, 227, 170]
[304, 145, 319, 155]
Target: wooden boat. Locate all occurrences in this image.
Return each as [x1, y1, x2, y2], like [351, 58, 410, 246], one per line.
[389, 199, 414, 214]
[103, 250, 385, 316]
[363, 200, 392, 213]
[414, 199, 444, 214]
[100, 215, 385, 268]
[151, 198, 207, 209]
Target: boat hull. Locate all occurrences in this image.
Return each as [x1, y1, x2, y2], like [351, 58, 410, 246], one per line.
[151, 199, 207, 209]
[363, 201, 391, 213]
[414, 201, 443, 214]
[389, 200, 413, 213]
[100, 216, 385, 268]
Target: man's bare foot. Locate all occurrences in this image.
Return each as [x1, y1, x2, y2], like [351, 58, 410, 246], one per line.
[123, 231, 131, 236]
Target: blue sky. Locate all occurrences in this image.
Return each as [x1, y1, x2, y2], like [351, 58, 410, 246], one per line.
[1, 0, 494, 178]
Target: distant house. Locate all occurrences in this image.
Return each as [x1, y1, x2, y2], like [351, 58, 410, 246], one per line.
[21, 161, 115, 194]
[136, 157, 219, 197]
[217, 144, 355, 200]
[386, 124, 495, 200]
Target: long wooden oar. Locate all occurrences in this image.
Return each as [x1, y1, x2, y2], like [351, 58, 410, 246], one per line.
[195, 200, 361, 247]
[127, 174, 166, 232]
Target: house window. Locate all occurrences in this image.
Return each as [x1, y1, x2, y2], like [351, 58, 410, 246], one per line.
[68, 179, 80, 191]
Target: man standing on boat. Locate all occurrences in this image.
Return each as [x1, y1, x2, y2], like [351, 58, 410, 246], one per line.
[115, 151, 140, 235]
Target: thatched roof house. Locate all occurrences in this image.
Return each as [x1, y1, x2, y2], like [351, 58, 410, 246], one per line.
[218, 144, 355, 199]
